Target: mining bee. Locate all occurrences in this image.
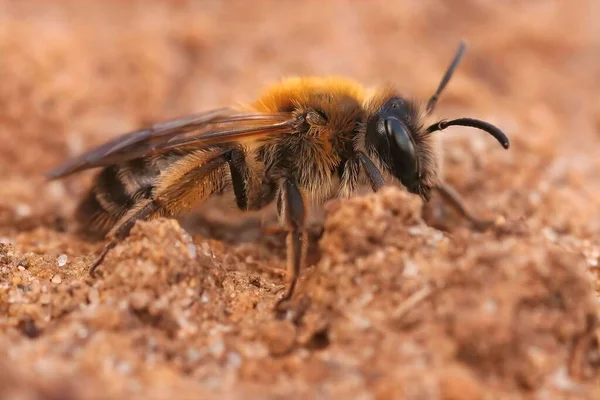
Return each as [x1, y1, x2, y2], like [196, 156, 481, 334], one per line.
[47, 41, 509, 310]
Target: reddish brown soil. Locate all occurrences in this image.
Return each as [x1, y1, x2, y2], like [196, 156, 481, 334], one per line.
[1, 1, 600, 399]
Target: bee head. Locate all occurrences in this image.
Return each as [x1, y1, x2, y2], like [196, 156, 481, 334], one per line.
[364, 40, 510, 201]
[365, 96, 436, 201]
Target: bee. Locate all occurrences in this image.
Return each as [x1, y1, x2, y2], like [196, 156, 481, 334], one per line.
[47, 41, 509, 310]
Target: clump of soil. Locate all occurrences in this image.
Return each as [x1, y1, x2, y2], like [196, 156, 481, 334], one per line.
[1, 188, 599, 399]
[1, 1, 600, 399]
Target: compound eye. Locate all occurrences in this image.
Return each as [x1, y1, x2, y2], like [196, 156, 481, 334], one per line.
[384, 118, 415, 162]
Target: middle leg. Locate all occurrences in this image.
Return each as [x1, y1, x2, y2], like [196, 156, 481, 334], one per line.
[227, 147, 277, 211]
[275, 179, 307, 311]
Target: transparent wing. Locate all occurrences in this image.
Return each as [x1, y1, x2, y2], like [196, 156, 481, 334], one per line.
[47, 108, 294, 179]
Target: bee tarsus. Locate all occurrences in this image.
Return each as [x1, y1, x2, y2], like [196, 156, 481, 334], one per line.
[435, 182, 496, 231]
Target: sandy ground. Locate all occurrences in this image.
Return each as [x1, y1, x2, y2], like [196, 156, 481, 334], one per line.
[1, 1, 600, 399]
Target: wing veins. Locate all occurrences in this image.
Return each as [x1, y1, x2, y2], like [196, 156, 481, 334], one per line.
[46, 110, 294, 179]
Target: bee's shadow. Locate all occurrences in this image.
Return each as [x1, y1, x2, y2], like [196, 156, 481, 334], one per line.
[179, 195, 324, 266]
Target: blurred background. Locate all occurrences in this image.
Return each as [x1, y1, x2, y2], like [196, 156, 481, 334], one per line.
[1, 1, 600, 398]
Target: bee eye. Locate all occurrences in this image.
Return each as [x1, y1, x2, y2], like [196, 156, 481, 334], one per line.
[384, 118, 415, 160]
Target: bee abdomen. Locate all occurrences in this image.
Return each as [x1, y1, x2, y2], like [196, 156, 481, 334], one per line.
[75, 159, 159, 238]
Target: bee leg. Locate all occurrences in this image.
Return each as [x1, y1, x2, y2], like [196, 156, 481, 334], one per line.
[89, 200, 161, 276]
[274, 179, 307, 312]
[226, 148, 250, 211]
[227, 149, 281, 238]
[89, 242, 116, 277]
[358, 152, 385, 191]
[436, 181, 495, 231]
[227, 148, 277, 211]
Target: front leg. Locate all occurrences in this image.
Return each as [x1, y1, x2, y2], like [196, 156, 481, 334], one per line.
[275, 179, 307, 311]
[357, 152, 493, 230]
[435, 181, 495, 231]
[358, 151, 386, 192]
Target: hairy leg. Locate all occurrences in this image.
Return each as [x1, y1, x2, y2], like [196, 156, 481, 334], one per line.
[89, 200, 161, 276]
[89, 151, 228, 276]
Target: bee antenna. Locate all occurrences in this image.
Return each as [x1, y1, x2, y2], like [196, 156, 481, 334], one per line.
[426, 118, 510, 149]
[426, 40, 467, 115]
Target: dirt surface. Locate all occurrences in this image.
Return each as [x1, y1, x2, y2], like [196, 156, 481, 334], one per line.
[1, 1, 600, 399]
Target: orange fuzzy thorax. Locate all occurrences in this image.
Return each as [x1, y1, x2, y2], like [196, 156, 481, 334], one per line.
[249, 76, 370, 112]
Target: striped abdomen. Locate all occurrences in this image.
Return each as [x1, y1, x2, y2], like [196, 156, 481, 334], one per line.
[75, 152, 186, 238]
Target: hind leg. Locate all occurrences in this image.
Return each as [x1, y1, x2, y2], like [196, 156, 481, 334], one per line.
[89, 200, 162, 276]
[89, 152, 228, 276]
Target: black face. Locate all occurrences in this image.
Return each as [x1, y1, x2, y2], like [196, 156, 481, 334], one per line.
[365, 97, 427, 199]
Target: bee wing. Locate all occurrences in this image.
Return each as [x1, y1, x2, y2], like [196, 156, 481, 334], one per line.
[46, 108, 294, 179]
